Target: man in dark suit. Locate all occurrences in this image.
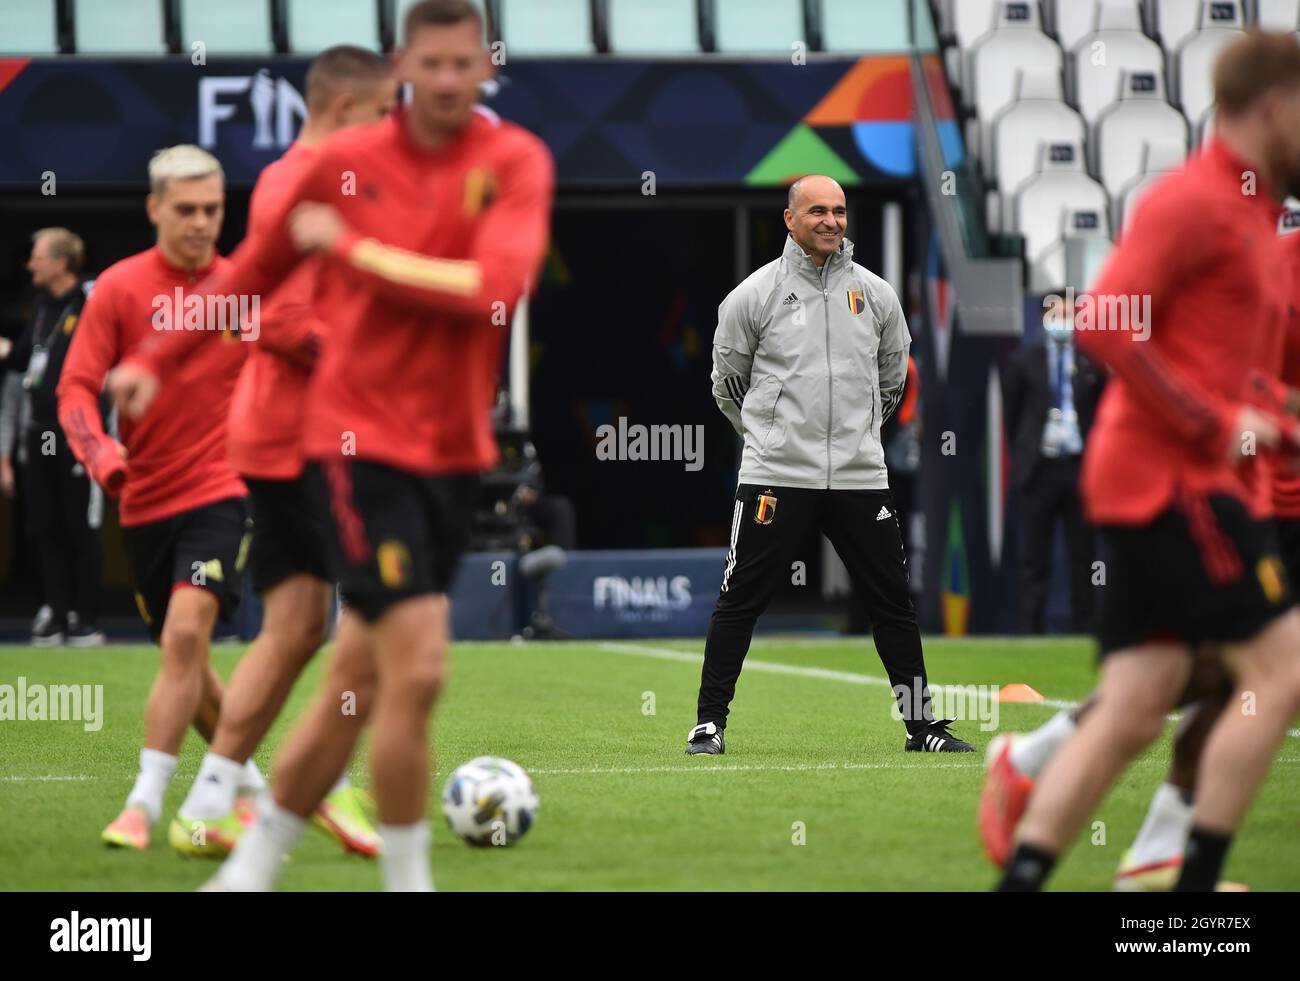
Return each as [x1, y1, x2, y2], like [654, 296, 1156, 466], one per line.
[1003, 297, 1105, 633]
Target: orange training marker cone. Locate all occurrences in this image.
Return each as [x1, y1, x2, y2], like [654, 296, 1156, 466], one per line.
[998, 684, 1045, 703]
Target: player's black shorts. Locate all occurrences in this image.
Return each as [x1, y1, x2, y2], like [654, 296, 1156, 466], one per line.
[315, 459, 478, 622]
[121, 496, 250, 642]
[244, 473, 335, 594]
[1275, 517, 1300, 596]
[1095, 492, 1291, 658]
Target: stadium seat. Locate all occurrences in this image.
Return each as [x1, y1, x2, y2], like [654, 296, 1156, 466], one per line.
[1095, 69, 1187, 202]
[1279, 197, 1300, 235]
[951, 0, 1003, 55]
[396, 0, 488, 43]
[962, 1, 1047, 110]
[1152, 0, 1203, 56]
[73, 0, 166, 54]
[179, 0, 274, 55]
[969, 3, 1061, 134]
[1117, 140, 1187, 230]
[1070, 11, 1164, 128]
[1053, 0, 1142, 54]
[1035, 204, 1113, 292]
[0, 0, 58, 55]
[1012, 140, 1110, 291]
[1175, 5, 1244, 125]
[989, 72, 1086, 231]
[713, 0, 804, 54]
[498, 0, 594, 55]
[1258, 0, 1300, 30]
[607, 0, 699, 53]
[1199, 104, 1216, 145]
[821, 0, 910, 53]
[286, 0, 381, 53]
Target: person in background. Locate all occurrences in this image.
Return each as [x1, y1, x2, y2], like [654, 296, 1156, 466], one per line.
[0, 228, 103, 646]
[1002, 295, 1105, 634]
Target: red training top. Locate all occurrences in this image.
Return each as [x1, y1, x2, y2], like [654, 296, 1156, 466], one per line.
[57, 247, 247, 526]
[130, 106, 555, 478]
[227, 141, 327, 480]
[1076, 138, 1290, 525]
[1272, 229, 1300, 518]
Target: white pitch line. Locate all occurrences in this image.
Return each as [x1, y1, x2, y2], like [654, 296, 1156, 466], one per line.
[0, 775, 89, 782]
[528, 761, 981, 776]
[600, 642, 1300, 738]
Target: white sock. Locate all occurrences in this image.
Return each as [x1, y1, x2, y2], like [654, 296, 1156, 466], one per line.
[179, 753, 245, 820]
[1128, 782, 1194, 866]
[379, 822, 433, 892]
[329, 773, 351, 797]
[238, 759, 266, 794]
[125, 748, 177, 824]
[217, 797, 306, 892]
[1009, 710, 1077, 779]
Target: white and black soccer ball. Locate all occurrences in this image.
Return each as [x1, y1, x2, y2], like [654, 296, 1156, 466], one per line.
[441, 756, 539, 847]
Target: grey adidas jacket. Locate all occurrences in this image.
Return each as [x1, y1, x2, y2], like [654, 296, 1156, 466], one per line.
[711, 235, 910, 490]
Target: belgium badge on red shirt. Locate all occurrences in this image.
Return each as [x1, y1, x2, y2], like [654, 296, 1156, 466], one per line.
[754, 491, 777, 525]
[847, 289, 866, 315]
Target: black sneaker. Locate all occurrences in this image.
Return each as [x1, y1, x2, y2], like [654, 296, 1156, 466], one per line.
[686, 722, 725, 755]
[66, 612, 105, 648]
[31, 606, 64, 647]
[905, 719, 976, 753]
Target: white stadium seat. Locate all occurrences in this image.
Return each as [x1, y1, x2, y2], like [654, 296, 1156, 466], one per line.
[1175, 4, 1244, 126]
[607, 0, 699, 53]
[1118, 141, 1187, 230]
[1012, 141, 1110, 291]
[1054, 0, 1142, 53]
[1036, 205, 1113, 292]
[180, 0, 273, 55]
[286, 0, 381, 53]
[1258, 0, 1300, 30]
[969, 3, 1060, 130]
[990, 75, 1086, 230]
[980, 66, 1065, 166]
[960, 0, 1044, 107]
[499, 0, 595, 54]
[713, 0, 804, 54]
[74, 0, 165, 53]
[1152, 0, 1203, 56]
[0, 0, 58, 55]
[1095, 69, 1187, 201]
[1199, 104, 1216, 146]
[1071, 29, 1164, 129]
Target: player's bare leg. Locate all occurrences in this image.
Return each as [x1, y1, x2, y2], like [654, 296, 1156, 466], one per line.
[104, 586, 227, 849]
[208, 610, 377, 890]
[997, 644, 1192, 889]
[369, 594, 449, 891]
[171, 576, 347, 856]
[192, 661, 224, 742]
[1177, 609, 1300, 889]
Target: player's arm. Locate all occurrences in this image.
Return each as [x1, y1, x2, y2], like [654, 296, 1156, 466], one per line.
[56, 277, 126, 494]
[711, 283, 760, 436]
[1073, 193, 1242, 459]
[876, 283, 911, 424]
[316, 139, 556, 320]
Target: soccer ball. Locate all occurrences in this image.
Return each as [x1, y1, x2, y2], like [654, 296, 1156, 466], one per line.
[441, 756, 539, 847]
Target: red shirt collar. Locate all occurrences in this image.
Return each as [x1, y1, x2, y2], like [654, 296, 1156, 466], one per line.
[150, 244, 219, 280]
[1203, 136, 1287, 221]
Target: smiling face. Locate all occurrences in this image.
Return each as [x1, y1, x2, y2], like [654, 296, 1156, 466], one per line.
[784, 175, 847, 265]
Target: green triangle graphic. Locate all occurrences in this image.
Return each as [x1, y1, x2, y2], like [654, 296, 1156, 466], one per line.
[745, 124, 861, 186]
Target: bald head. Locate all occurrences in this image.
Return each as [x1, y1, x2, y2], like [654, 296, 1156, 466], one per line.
[785, 174, 847, 266]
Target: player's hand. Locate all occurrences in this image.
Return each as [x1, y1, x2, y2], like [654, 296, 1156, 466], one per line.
[0, 456, 14, 497]
[289, 203, 348, 254]
[1228, 405, 1280, 465]
[107, 362, 161, 419]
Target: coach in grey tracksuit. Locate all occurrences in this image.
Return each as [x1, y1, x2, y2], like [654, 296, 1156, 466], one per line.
[686, 175, 972, 755]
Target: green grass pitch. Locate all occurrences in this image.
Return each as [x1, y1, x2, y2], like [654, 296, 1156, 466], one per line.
[1, 636, 1297, 891]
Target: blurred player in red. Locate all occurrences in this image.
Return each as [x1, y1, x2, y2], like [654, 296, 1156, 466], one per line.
[57, 145, 259, 850]
[111, 0, 554, 890]
[996, 32, 1300, 892]
[163, 46, 397, 860]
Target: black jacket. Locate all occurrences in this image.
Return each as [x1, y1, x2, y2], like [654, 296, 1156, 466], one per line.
[1002, 339, 1105, 488]
[6, 282, 87, 425]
